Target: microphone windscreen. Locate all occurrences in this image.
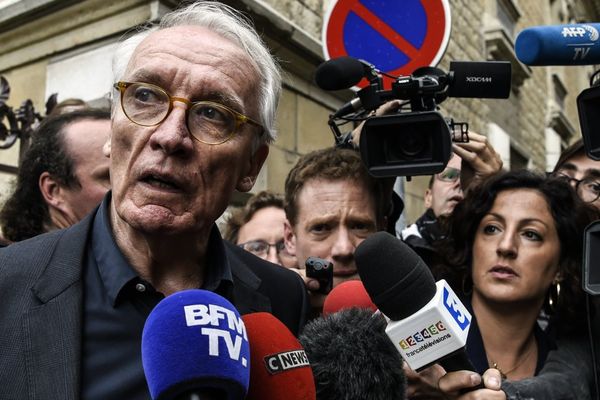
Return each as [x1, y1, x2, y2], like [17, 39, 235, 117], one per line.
[243, 313, 316, 400]
[515, 24, 600, 66]
[355, 232, 436, 320]
[299, 308, 406, 400]
[142, 289, 250, 400]
[314, 56, 366, 90]
[322, 280, 377, 316]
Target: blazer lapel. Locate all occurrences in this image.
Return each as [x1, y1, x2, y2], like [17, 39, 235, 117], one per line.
[230, 258, 272, 315]
[23, 216, 92, 400]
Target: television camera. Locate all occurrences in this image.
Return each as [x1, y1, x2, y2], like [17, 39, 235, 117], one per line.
[315, 56, 512, 177]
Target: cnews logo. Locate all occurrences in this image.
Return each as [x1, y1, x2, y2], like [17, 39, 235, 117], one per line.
[264, 350, 310, 374]
[184, 303, 248, 366]
[398, 321, 447, 350]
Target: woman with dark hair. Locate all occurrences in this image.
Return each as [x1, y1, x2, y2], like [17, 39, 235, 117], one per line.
[444, 170, 594, 376]
[407, 170, 597, 399]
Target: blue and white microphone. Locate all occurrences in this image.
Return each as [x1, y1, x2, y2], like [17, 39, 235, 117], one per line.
[142, 289, 250, 400]
[515, 23, 600, 65]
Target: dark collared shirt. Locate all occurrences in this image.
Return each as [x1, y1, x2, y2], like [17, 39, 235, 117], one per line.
[81, 195, 233, 400]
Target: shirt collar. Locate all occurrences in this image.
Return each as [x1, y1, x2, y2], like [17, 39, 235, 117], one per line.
[91, 192, 233, 306]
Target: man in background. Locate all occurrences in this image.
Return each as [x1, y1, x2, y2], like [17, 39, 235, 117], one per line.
[223, 190, 296, 267]
[283, 147, 390, 313]
[0, 109, 111, 241]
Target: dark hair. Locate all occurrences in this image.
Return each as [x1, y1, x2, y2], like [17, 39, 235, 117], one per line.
[553, 138, 585, 173]
[222, 190, 284, 243]
[299, 308, 406, 400]
[437, 169, 598, 331]
[0, 108, 110, 241]
[284, 147, 390, 228]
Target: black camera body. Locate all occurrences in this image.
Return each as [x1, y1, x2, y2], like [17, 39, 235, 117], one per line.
[359, 110, 452, 177]
[357, 61, 511, 177]
[577, 85, 600, 161]
[305, 256, 333, 295]
[317, 57, 512, 177]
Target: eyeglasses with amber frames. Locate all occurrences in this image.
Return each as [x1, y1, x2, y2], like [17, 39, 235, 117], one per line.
[113, 81, 263, 145]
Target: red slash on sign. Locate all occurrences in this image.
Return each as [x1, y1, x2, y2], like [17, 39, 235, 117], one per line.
[323, 0, 451, 89]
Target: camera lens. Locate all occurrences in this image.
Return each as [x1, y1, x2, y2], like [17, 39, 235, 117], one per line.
[399, 131, 426, 157]
[384, 128, 431, 162]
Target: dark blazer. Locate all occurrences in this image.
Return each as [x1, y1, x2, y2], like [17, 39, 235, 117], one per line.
[0, 213, 308, 400]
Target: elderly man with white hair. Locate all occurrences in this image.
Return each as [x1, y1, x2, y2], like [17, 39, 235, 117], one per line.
[0, 3, 308, 399]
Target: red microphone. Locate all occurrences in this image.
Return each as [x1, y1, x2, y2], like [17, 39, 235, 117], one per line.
[243, 312, 316, 400]
[322, 280, 378, 316]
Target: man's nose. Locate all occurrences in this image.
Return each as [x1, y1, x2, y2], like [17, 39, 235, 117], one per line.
[265, 246, 280, 265]
[331, 228, 355, 259]
[148, 103, 194, 155]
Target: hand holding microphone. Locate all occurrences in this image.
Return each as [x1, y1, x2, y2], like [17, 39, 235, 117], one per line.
[355, 232, 484, 392]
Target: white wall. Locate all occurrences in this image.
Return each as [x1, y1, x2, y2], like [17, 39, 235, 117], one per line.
[45, 41, 118, 104]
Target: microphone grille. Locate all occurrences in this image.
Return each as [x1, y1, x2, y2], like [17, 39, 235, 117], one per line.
[355, 232, 437, 320]
[314, 56, 366, 90]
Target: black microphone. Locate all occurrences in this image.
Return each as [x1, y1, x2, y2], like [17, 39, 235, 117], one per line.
[355, 232, 483, 388]
[299, 308, 406, 400]
[330, 97, 363, 119]
[314, 56, 375, 91]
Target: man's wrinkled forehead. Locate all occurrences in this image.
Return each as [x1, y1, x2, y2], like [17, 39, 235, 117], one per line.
[125, 26, 255, 77]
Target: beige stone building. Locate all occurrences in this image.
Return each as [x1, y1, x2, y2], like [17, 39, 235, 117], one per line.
[0, 0, 598, 226]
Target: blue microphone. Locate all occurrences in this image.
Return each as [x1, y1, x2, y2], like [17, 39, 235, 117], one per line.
[142, 289, 250, 400]
[515, 23, 600, 65]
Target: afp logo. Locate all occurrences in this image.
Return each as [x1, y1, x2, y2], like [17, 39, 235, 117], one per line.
[442, 286, 470, 331]
[561, 25, 599, 41]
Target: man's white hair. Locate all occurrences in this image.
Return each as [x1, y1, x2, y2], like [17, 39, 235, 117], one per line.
[112, 1, 281, 144]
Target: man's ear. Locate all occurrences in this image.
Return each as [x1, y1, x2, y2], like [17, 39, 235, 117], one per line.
[39, 171, 64, 209]
[283, 219, 297, 257]
[102, 136, 111, 158]
[424, 188, 433, 209]
[236, 144, 269, 192]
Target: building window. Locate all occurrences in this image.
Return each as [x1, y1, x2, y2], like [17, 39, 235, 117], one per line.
[510, 146, 529, 171]
[496, 0, 518, 39]
[484, 0, 530, 92]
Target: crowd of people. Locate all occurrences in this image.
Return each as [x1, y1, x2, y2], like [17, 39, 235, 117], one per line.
[0, 1, 598, 400]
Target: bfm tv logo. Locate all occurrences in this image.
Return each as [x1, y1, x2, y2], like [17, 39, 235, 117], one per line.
[184, 304, 248, 367]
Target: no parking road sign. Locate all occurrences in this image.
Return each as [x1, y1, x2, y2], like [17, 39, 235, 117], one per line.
[322, 0, 451, 89]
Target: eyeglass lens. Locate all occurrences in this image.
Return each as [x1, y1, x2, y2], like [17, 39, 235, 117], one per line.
[556, 173, 600, 203]
[240, 240, 287, 256]
[121, 82, 238, 144]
